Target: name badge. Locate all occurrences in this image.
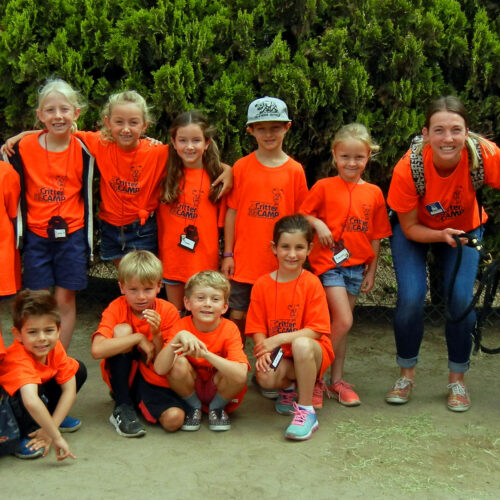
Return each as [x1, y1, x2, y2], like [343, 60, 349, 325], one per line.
[332, 239, 350, 266]
[178, 225, 199, 252]
[47, 216, 68, 241]
[425, 201, 445, 216]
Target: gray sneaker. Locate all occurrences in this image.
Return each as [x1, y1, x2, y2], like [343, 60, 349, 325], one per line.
[181, 407, 202, 431]
[109, 404, 146, 438]
[208, 408, 231, 431]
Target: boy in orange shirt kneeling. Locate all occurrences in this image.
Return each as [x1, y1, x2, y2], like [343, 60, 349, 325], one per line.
[154, 271, 249, 432]
[0, 290, 86, 460]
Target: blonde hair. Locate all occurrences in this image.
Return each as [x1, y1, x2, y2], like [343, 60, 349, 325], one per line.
[100, 90, 152, 142]
[185, 271, 230, 301]
[35, 78, 85, 131]
[161, 110, 223, 204]
[118, 250, 162, 285]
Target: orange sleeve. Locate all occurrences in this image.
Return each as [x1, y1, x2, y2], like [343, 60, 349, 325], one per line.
[51, 342, 79, 386]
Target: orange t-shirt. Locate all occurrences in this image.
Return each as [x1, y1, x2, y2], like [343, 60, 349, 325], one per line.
[300, 176, 392, 274]
[18, 133, 85, 237]
[0, 339, 78, 396]
[0, 327, 6, 360]
[92, 296, 179, 389]
[0, 161, 21, 295]
[245, 270, 334, 376]
[388, 141, 500, 230]
[76, 131, 169, 226]
[157, 167, 226, 282]
[227, 152, 308, 284]
[165, 316, 250, 373]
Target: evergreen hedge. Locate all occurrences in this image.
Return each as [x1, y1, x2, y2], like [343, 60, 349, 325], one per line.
[1, 0, 499, 246]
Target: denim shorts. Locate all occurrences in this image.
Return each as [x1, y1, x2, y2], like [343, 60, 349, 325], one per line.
[319, 264, 365, 296]
[23, 228, 88, 290]
[162, 278, 184, 286]
[99, 215, 158, 261]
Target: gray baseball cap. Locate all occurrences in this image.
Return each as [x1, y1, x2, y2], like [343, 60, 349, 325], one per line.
[246, 96, 290, 125]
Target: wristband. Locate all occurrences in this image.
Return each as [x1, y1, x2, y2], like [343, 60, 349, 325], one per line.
[222, 252, 233, 258]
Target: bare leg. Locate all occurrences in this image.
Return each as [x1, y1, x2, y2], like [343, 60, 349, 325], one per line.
[54, 287, 76, 350]
[291, 337, 323, 406]
[166, 283, 186, 312]
[229, 309, 246, 346]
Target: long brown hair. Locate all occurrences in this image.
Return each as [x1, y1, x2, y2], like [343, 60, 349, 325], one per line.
[161, 110, 223, 204]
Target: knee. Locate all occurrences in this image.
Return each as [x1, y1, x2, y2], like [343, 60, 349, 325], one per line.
[114, 323, 133, 338]
[255, 370, 278, 389]
[291, 337, 315, 362]
[331, 316, 353, 336]
[159, 407, 185, 432]
[167, 357, 191, 382]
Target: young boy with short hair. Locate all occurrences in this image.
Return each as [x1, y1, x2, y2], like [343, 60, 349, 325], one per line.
[0, 289, 86, 460]
[221, 96, 308, 337]
[154, 271, 249, 431]
[91, 250, 186, 437]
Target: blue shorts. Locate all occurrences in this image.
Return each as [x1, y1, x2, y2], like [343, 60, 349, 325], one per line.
[319, 264, 365, 296]
[23, 228, 88, 290]
[162, 278, 184, 286]
[99, 215, 158, 261]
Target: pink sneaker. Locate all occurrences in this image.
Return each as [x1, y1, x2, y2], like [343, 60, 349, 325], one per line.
[327, 380, 361, 406]
[312, 380, 326, 409]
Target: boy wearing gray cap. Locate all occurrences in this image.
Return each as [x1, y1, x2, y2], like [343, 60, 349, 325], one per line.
[221, 97, 308, 350]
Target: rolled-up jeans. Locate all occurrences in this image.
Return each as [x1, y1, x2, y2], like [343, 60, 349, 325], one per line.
[390, 223, 481, 373]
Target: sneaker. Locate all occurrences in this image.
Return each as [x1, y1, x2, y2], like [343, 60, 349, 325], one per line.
[59, 416, 82, 433]
[252, 374, 279, 399]
[181, 407, 202, 431]
[109, 404, 146, 438]
[285, 403, 319, 441]
[15, 438, 44, 459]
[208, 408, 231, 431]
[312, 380, 326, 409]
[385, 376, 414, 404]
[447, 381, 471, 412]
[275, 387, 297, 415]
[327, 380, 361, 407]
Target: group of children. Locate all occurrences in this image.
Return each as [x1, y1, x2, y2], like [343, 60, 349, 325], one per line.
[0, 80, 391, 460]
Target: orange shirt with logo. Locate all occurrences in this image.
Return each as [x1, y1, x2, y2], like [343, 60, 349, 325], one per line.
[245, 270, 334, 377]
[18, 133, 84, 237]
[157, 167, 226, 282]
[301, 176, 392, 275]
[76, 131, 169, 226]
[92, 296, 179, 389]
[227, 152, 308, 284]
[388, 142, 500, 230]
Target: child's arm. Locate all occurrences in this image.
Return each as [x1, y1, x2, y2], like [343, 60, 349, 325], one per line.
[221, 207, 236, 278]
[91, 331, 149, 360]
[1, 130, 40, 156]
[303, 214, 333, 247]
[213, 162, 233, 199]
[154, 330, 207, 375]
[142, 308, 164, 357]
[361, 239, 381, 293]
[19, 383, 75, 461]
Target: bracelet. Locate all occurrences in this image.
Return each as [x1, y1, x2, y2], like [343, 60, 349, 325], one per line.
[222, 252, 233, 258]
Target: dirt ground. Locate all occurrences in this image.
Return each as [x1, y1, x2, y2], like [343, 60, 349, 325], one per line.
[1, 280, 500, 500]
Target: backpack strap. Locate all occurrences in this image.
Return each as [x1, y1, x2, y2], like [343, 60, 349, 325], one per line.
[470, 138, 485, 191]
[409, 135, 426, 196]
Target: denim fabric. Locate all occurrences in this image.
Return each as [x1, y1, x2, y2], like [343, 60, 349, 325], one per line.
[390, 224, 481, 373]
[319, 264, 365, 296]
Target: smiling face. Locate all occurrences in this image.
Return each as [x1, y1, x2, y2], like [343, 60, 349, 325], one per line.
[271, 230, 311, 278]
[422, 110, 468, 171]
[104, 103, 148, 150]
[332, 138, 370, 183]
[13, 314, 61, 363]
[247, 121, 291, 153]
[171, 123, 210, 169]
[184, 285, 228, 332]
[36, 91, 80, 139]
[119, 277, 161, 316]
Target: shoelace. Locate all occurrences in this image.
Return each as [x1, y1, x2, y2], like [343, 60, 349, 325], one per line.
[393, 377, 412, 390]
[290, 402, 308, 426]
[447, 382, 466, 397]
[280, 390, 297, 405]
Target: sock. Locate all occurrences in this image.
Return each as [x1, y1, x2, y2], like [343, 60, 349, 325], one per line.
[298, 405, 314, 412]
[183, 391, 202, 410]
[209, 392, 229, 411]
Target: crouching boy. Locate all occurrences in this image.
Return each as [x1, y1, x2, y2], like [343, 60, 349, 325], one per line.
[0, 290, 86, 460]
[154, 271, 249, 431]
[91, 250, 187, 438]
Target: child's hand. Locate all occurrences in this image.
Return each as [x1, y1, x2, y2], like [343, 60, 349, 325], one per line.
[138, 337, 156, 365]
[213, 162, 233, 198]
[27, 428, 51, 455]
[172, 331, 207, 357]
[253, 337, 279, 359]
[145, 136, 163, 146]
[142, 309, 161, 336]
[1, 137, 18, 157]
[255, 353, 272, 373]
[53, 435, 76, 461]
[360, 265, 375, 293]
[221, 256, 234, 279]
[313, 219, 334, 247]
